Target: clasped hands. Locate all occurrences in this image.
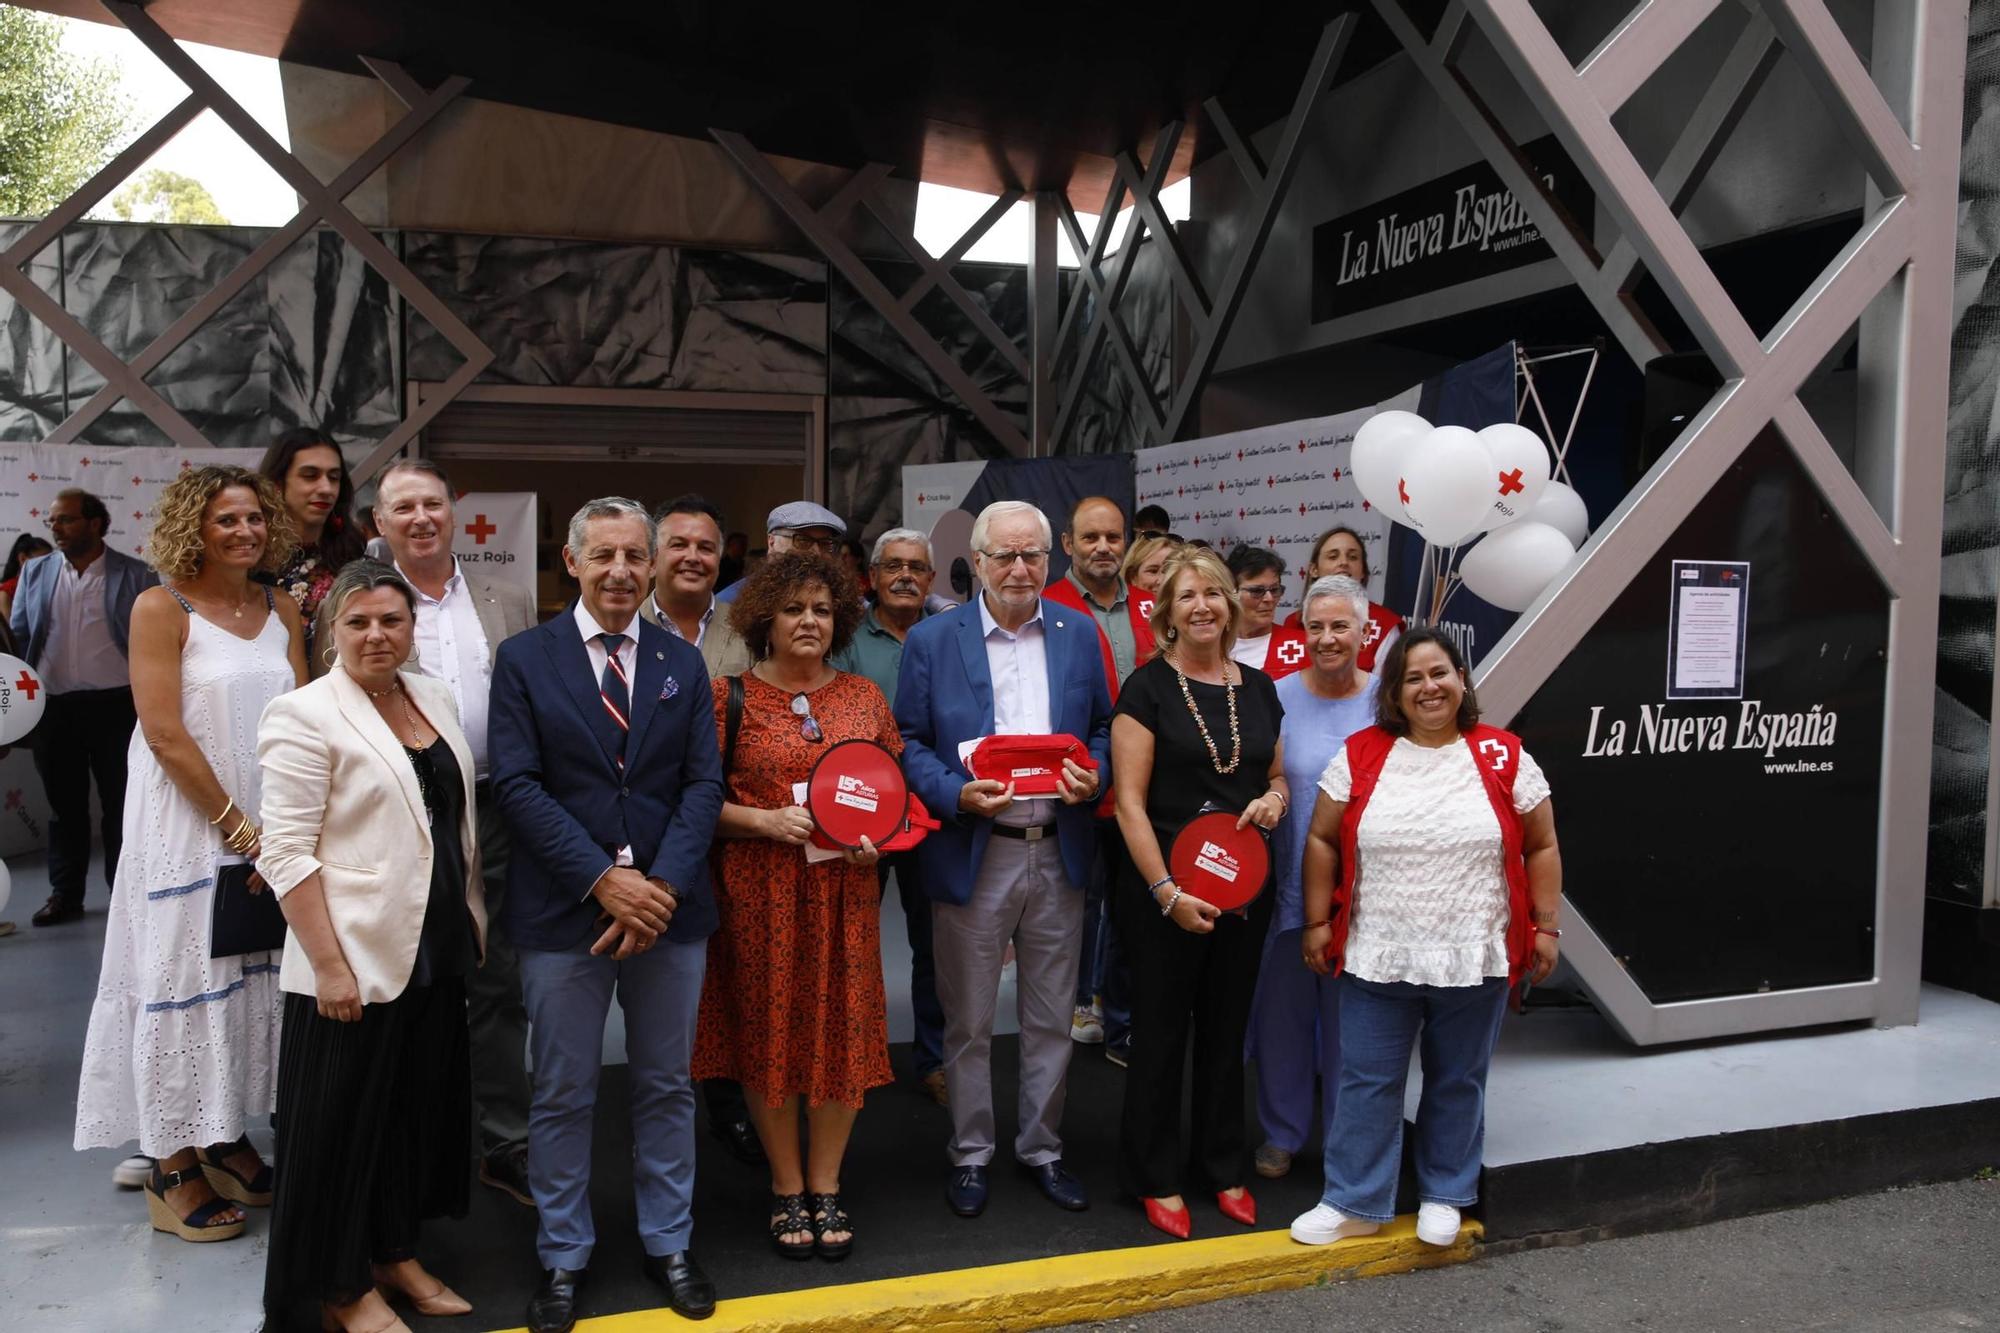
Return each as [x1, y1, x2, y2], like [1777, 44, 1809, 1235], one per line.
[591, 866, 678, 958]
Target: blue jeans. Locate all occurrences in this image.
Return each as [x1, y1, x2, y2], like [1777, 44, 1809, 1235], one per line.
[1320, 974, 1508, 1222]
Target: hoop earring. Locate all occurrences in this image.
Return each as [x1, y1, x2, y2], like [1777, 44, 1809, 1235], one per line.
[1165, 625, 1178, 642]
[408, 643, 420, 666]
[321, 645, 337, 668]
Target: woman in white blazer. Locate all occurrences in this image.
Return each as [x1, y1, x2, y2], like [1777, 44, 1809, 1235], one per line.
[255, 560, 486, 1333]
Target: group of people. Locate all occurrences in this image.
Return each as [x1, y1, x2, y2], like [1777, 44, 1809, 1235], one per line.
[30, 443, 1561, 1333]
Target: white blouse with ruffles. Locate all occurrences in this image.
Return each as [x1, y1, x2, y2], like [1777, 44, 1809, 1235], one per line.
[1319, 736, 1550, 989]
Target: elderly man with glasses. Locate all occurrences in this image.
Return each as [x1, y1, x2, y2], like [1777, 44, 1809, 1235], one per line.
[715, 501, 846, 604]
[1225, 546, 1309, 681]
[895, 501, 1114, 1220]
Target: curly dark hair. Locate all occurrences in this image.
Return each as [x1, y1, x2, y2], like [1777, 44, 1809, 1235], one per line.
[148, 465, 299, 579]
[729, 551, 864, 660]
[1374, 625, 1481, 736]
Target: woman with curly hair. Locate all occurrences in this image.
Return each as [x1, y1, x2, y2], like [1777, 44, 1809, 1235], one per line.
[260, 428, 366, 657]
[74, 464, 308, 1245]
[692, 551, 899, 1262]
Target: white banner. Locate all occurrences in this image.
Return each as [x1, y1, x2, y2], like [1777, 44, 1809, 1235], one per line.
[0, 443, 257, 562]
[453, 492, 536, 604]
[1135, 405, 1387, 621]
[901, 461, 988, 533]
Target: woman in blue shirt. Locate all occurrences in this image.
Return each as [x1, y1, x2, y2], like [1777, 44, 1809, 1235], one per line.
[1249, 575, 1380, 1179]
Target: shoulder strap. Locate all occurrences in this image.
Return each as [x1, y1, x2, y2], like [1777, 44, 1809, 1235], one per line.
[165, 586, 194, 613]
[724, 673, 745, 774]
[264, 586, 275, 611]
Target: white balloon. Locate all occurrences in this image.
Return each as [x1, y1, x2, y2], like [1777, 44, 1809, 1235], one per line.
[0, 858, 11, 919]
[1476, 422, 1552, 531]
[1531, 480, 1590, 547]
[1459, 521, 1577, 612]
[1350, 410, 1429, 525]
[1400, 426, 1496, 547]
[0, 654, 46, 745]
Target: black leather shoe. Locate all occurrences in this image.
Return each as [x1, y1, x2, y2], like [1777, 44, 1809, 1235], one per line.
[708, 1117, 765, 1165]
[642, 1250, 716, 1320]
[30, 895, 82, 927]
[946, 1164, 988, 1217]
[527, 1266, 585, 1333]
[480, 1143, 534, 1207]
[1019, 1158, 1089, 1211]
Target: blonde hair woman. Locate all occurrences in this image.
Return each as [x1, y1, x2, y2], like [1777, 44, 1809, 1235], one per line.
[74, 465, 307, 1244]
[1109, 546, 1287, 1239]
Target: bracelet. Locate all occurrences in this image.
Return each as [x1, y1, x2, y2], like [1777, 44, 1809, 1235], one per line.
[209, 798, 236, 827]
[1145, 874, 1175, 894]
[1534, 926, 1562, 939]
[1160, 887, 1183, 918]
[1266, 788, 1288, 814]
[1302, 919, 1331, 929]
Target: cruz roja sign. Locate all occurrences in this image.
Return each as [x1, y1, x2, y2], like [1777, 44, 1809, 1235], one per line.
[1311, 134, 1594, 324]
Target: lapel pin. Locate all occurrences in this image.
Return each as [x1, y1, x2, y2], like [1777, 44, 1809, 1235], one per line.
[656, 651, 665, 660]
[1055, 620, 1064, 628]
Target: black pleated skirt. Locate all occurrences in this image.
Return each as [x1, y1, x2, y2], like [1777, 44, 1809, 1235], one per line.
[262, 978, 470, 1331]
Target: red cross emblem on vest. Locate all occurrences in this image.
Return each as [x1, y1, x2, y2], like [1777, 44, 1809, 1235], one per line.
[1362, 618, 1382, 646]
[1276, 639, 1306, 665]
[1477, 737, 1510, 771]
[1135, 596, 1155, 620]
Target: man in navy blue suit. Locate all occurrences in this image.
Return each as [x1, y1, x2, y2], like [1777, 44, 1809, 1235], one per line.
[896, 500, 1114, 1219]
[488, 497, 724, 1332]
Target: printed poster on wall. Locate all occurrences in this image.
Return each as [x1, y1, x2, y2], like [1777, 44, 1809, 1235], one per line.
[0, 443, 255, 560]
[452, 492, 536, 604]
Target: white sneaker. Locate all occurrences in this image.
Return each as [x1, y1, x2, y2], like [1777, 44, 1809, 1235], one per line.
[1416, 1201, 1462, 1246]
[112, 1154, 153, 1189]
[1070, 1004, 1105, 1044]
[1289, 1202, 1380, 1245]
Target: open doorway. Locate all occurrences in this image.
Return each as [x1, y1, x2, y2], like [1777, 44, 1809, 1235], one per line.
[411, 384, 824, 616]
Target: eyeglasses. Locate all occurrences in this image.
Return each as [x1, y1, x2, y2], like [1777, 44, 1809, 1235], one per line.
[876, 559, 933, 576]
[1238, 584, 1283, 600]
[978, 548, 1049, 567]
[779, 530, 842, 554]
[790, 691, 823, 743]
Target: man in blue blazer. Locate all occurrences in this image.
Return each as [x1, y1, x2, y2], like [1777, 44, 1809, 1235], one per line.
[488, 497, 723, 1331]
[9, 488, 156, 927]
[896, 500, 1114, 1220]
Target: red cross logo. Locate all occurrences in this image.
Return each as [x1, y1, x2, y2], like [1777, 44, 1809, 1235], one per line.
[131, 475, 142, 485]
[1477, 737, 1510, 772]
[3, 789, 19, 811]
[1333, 468, 1342, 480]
[1236, 449, 1244, 461]
[1266, 476, 1275, 488]
[132, 511, 141, 520]
[1136, 597, 1155, 619]
[25, 473, 37, 483]
[15, 671, 39, 701]
[1297, 439, 1307, 453]
[465, 514, 498, 545]
[1298, 503, 1307, 516]
[1237, 508, 1246, 520]
[1498, 468, 1525, 497]
[27, 508, 38, 519]
[1276, 639, 1306, 665]
[1398, 478, 1410, 506]
[1363, 618, 1383, 645]
[78, 457, 90, 467]
[1361, 499, 1372, 512]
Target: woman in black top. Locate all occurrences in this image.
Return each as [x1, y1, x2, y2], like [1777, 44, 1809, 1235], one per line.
[1111, 545, 1288, 1240]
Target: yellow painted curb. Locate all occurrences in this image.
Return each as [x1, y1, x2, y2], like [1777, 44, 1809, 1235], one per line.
[515, 1216, 1481, 1333]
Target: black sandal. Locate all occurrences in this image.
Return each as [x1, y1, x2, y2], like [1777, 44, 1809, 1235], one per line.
[810, 1191, 853, 1261]
[198, 1135, 274, 1207]
[144, 1163, 245, 1243]
[769, 1192, 815, 1260]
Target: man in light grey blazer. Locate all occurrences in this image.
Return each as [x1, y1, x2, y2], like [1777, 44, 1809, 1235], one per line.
[374, 458, 540, 1206]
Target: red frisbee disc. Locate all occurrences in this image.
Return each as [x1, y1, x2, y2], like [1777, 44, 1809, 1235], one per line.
[806, 739, 910, 850]
[1167, 810, 1270, 911]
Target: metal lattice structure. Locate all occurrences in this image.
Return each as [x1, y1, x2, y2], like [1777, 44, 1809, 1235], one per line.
[1375, 0, 1964, 1040]
[0, 0, 491, 477]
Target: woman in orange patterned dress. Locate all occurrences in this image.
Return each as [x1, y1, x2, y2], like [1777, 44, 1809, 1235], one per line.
[693, 552, 899, 1263]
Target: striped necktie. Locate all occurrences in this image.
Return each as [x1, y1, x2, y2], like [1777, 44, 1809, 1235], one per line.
[597, 632, 629, 768]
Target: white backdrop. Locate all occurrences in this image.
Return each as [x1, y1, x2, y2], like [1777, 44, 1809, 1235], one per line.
[0, 443, 255, 560]
[1133, 384, 1422, 620]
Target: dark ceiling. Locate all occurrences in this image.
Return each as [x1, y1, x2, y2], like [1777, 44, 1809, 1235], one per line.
[27, 0, 1437, 206]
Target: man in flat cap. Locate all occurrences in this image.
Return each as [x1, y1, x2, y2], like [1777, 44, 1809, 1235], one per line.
[715, 501, 846, 604]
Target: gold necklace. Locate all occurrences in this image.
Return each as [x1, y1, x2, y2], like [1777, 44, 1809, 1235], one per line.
[1170, 652, 1242, 774]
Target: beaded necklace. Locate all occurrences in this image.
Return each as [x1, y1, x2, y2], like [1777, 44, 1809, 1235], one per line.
[1170, 651, 1242, 774]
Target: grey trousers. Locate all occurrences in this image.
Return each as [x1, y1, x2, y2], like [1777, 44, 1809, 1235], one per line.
[932, 833, 1083, 1168]
[468, 782, 532, 1154]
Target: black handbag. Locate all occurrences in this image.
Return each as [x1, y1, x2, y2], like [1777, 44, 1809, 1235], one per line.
[208, 861, 287, 958]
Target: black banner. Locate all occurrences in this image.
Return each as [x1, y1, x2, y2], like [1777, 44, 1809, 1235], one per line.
[1509, 429, 1887, 1003]
[1311, 134, 1594, 324]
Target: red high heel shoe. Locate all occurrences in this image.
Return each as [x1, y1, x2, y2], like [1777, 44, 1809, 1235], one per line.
[1143, 1197, 1192, 1239]
[1216, 1188, 1257, 1226]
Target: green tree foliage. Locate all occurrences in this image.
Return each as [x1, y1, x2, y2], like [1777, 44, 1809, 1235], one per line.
[0, 8, 133, 218]
[110, 168, 227, 224]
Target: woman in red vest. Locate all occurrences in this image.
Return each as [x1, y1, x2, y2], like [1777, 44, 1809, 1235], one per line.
[1283, 526, 1403, 673]
[1287, 627, 1562, 1251]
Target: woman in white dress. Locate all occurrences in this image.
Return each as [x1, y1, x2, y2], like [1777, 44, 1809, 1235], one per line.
[1288, 626, 1562, 1251]
[74, 464, 308, 1242]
